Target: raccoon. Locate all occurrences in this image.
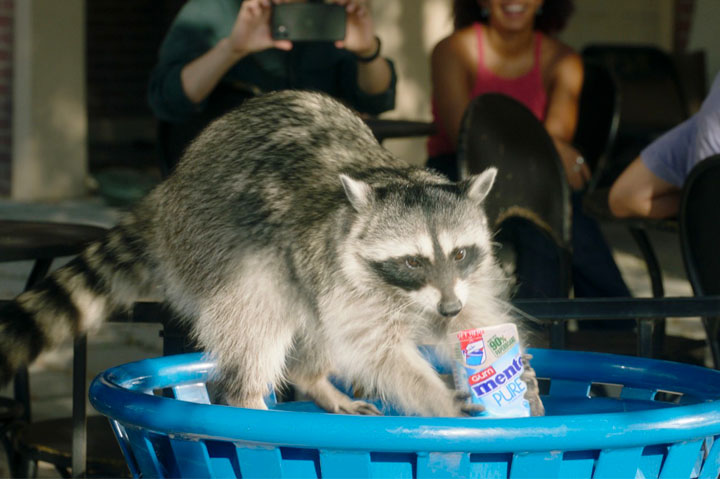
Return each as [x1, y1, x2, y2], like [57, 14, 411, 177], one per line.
[0, 90, 542, 417]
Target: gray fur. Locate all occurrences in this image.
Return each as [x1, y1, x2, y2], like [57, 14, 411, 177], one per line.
[1, 90, 543, 417]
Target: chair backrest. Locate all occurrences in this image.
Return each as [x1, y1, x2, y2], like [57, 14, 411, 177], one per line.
[573, 60, 621, 192]
[457, 93, 571, 250]
[671, 49, 708, 115]
[582, 45, 690, 188]
[679, 154, 720, 296]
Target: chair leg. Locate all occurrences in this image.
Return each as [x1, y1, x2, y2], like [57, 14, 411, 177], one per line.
[702, 316, 720, 369]
[23, 258, 53, 290]
[13, 367, 31, 423]
[550, 320, 566, 349]
[637, 320, 658, 358]
[10, 450, 35, 479]
[15, 258, 54, 424]
[72, 336, 88, 479]
[629, 227, 666, 358]
[628, 227, 664, 298]
[54, 464, 71, 479]
[0, 427, 13, 478]
[548, 249, 572, 350]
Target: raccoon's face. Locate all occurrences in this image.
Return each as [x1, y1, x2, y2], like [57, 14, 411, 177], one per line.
[340, 168, 498, 319]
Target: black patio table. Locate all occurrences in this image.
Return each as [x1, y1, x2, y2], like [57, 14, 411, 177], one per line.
[364, 118, 436, 143]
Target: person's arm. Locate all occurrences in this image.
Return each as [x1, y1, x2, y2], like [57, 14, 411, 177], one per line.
[608, 156, 681, 218]
[610, 72, 720, 218]
[333, 0, 392, 95]
[431, 34, 474, 148]
[181, 0, 291, 105]
[608, 116, 697, 219]
[355, 37, 393, 95]
[544, 50, 589, 190]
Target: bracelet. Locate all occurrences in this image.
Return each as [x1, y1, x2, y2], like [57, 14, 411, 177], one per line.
[356, 36, 381, 63]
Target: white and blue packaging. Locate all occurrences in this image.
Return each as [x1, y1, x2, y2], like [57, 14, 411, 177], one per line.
[449, 323, 531, 418]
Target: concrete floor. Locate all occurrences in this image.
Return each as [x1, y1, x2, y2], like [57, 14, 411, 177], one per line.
[0, 194, 709, 477]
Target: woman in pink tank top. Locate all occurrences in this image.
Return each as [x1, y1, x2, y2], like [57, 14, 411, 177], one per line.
[428, 0, 632, 304]
[427, 0, 587, 188]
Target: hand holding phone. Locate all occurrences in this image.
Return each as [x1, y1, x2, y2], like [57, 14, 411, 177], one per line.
[228, 0, 293, 57]
[329, 0, 378, 59]
[271, 3, 347, 43]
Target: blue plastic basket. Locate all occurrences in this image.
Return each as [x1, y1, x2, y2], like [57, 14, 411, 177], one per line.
[89, 349, 720, 478]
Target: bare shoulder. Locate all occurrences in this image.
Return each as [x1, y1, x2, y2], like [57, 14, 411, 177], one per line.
[432, 26, 477, 71]
[540, 35, 583, 88]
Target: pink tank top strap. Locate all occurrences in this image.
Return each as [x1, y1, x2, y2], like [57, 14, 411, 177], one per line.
[474, 22, 486, 91]
[532, 30, 542, 74]
[427, 23, 548, 158]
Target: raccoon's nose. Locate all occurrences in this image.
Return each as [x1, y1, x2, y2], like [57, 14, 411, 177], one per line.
[438, 300, 462, 317]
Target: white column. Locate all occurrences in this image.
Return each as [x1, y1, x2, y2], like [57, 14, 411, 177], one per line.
[12, 0, 87, 201]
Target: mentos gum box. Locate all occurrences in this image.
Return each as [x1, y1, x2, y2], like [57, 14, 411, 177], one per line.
[449, 323, 531, 418]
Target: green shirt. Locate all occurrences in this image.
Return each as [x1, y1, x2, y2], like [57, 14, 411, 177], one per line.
[148, 0, 397, 122]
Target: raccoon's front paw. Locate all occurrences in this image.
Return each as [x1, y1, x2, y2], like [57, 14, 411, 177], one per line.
[454, 390, 485, 416]
[337, 399, 382, 416]
[521, 353, 545, 417]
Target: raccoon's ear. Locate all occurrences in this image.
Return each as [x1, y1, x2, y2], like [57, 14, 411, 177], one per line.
[463, 167, 497, 203]
[339, 174, 373, 211]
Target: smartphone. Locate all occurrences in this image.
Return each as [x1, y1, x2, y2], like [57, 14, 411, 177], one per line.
[271, 3, 346, 42]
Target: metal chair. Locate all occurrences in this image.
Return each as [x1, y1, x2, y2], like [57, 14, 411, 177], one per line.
[575, 50, 689, 357]
[572, 60, 621, 183]
[0, 220, 131, 478]
[581, 44, 689, 188]
[457, 93, 572, 346]
[0, 398, 23, 477]
[679, 155, 720, 369]
[577, 49, 682, 298]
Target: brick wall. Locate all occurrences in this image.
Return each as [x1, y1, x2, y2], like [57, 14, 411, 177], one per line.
[0, 0, 11, 197]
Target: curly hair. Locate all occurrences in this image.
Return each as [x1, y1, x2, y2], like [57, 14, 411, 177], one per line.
[452, 0, 575, 34]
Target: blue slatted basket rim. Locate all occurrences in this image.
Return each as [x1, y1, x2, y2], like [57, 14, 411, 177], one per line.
[89, 348, 720, 454]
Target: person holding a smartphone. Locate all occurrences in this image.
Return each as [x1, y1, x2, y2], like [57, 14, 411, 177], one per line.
[149, 0, 396, 173]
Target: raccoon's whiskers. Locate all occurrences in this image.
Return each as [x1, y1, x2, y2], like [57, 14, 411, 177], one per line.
[487, 296, 544, 326]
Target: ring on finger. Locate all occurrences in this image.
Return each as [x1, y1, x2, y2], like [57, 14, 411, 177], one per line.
[573, 155, 585, 173]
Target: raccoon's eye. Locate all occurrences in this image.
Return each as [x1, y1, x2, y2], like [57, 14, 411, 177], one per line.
[453, 249, 466, 262]
[405, 256, 421, 269]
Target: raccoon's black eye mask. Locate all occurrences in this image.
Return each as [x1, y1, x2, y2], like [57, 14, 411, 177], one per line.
[453, 245, 482, 277]
[367, 245, 482, 291]
[368, 256, 429, 291]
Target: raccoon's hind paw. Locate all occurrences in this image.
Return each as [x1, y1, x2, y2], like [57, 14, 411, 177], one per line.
[520, 354, 545, 417]
[298, 376, 382, 415]
[454, 391, 485, 416]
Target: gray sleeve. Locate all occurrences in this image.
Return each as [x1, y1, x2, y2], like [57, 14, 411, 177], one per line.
[640, 117, 696, 187]
[687, 72, 720, 177]
[641, 71, 720, 185]
[337, 54, 397, 116]
[147, 2, 226, 122]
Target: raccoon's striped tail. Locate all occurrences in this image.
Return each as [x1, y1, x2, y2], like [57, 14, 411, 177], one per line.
[0, 224, 153, 385]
